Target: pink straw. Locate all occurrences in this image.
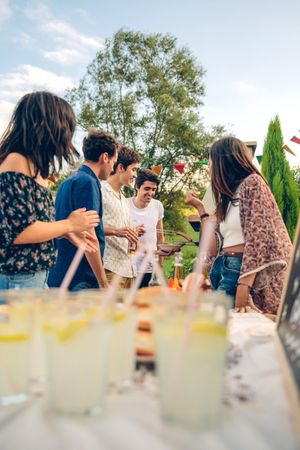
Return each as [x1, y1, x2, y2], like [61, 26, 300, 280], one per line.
[59, 246, 85, 292]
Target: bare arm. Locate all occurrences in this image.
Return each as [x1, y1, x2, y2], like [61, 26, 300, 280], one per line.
[156, 219, 164, 267]
[185, 191, 217, 257]
[14, 209, 100, 245]
[104, 226, 138, 244]
[235, 273, 262, 313]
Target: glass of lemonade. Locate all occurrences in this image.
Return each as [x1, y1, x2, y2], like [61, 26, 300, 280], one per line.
[76, 289, 137, 389]
[153, 291, 230, 430]
[42, 296, 112, 415]
[108, 300, 137, 388]
[0, 291, 33, 406]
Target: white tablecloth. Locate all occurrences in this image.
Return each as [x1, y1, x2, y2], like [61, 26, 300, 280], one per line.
[0, 313, 299, 450]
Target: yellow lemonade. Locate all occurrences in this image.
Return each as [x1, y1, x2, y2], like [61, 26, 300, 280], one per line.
[108, 305, 137, 387]
[153, 294, 229, 429]
[0, 303, 32, 406]
[43, 304, 111, 415]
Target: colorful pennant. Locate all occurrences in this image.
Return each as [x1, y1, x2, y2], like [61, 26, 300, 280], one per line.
[151, 165, 163, 176]
[283, 144, 296, 156]
[291, 136, 300, 145]
[173, 163, 186, 174]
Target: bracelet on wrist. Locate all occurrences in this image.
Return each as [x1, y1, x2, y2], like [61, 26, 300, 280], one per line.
[199, 213, 209, 222]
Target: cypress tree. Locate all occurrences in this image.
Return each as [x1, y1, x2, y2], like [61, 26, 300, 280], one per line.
[261, 115, 299, 239]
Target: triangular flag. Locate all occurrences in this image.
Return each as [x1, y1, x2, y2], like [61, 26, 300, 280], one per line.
[151, 165, 163, 176]
[283, 144, 296, 156]
[48, 175, 56, 183]
[256, 155, 263, 164]
[173, 163, 186, 174]
[291, 136, 300, 145]
[196, 160, 208, 165]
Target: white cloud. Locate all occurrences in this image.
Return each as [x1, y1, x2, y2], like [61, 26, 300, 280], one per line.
[0, 99, 14, 135]
[0, 65, 75, 134]
[12, 31, 35, 47]
[44, 20, 103, 50]
[235, 81, 259, 93]
[43, 48, 82, 65]
[0, 0, 12, 23]
[23, 1, 51, 22]
[40, 20, 104, 65]
[0, 64, 74, 100]
[22, 3, 104, 65]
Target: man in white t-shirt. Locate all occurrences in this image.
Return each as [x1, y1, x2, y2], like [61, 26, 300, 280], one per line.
[128, 168, 164, 288]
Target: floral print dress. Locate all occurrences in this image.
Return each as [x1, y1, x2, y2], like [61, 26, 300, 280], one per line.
[0, 172, 56, 274]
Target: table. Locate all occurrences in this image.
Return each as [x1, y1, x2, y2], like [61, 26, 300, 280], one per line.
[0, 313, 299, 450]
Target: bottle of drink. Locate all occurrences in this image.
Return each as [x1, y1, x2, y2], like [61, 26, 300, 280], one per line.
[173, 251, 184, 282]
[148, 255, 161, 287]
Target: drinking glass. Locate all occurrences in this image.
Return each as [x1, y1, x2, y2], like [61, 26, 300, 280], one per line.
[153, 291, 230, 429]
[0, 290, 33, 406]
[42, 296, 112, 415]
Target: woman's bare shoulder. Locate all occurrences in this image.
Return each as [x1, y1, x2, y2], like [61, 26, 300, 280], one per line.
[0, 153, 31, 175]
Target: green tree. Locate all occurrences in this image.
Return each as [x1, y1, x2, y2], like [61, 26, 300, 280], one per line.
[261, 115, 299, 239]
[292, 165, 300, 201]
[67, 29, 224, 227]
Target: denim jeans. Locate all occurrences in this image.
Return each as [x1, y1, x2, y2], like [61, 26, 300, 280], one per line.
[210, 255, 242, 305]
[0, 271, 48, 291]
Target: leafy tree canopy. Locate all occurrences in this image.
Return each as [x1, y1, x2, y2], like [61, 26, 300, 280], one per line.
[67, 29, 224, 206]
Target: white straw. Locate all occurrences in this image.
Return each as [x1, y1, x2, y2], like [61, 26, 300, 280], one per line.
[188, 217, 216, 306]
[125, 248, 154, 305]
[59, 246, 85, 292]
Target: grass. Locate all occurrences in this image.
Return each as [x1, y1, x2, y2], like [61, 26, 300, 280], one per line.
[163, 218, 199, 280]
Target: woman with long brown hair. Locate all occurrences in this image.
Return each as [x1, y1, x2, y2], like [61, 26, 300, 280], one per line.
[186, 137, 292, 314]
[0, 91, 99, 290]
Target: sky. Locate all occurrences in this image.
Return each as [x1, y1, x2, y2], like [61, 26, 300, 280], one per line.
[0, 0, 300, 164]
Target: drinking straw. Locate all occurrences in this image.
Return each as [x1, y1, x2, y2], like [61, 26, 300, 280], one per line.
[188, 217, 216, 307]
[125, 248, 154, 306]
[59, 246, 85, 293]
[163, 218, 217, 407]
[152, 257, 168, 288]
[125, 247, 170, 306]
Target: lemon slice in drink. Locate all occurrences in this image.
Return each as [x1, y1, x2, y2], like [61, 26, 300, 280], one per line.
[113, 311, 126, 322]
[0, 324, 29, 342]
[192, 320, 226, 336]
[43, 319, 88, 342]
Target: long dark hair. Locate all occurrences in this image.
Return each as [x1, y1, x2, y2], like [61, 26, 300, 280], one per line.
[209, 136, 265, 222]
[0, 91, 79, 178]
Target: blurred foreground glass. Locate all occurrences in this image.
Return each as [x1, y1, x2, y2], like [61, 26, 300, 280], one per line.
[76, 289, 138, 388]
[0, 290, 33, 406]
[42, 296, 112, 415]
[153, 291, 230, 430]
[108, 299, 137, 388]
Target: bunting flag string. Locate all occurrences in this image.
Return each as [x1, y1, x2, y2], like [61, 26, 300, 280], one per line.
[173, 163, 186, 174]
[283, 144, 296, 156]
[291, 136, 300, 145]
[151, 165, 163, 176]
[283, 132, 300, 156]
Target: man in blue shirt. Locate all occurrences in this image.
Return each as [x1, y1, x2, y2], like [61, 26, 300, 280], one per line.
[48, 130, 118, 290]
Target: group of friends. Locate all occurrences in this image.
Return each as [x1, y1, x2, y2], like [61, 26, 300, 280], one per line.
[0, 91, 294, 314]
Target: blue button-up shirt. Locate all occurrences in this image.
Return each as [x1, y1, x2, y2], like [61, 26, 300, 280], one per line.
[48, 165, 105, 290]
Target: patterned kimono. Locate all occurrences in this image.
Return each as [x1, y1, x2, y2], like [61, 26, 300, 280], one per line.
[238, 174, 293, 314]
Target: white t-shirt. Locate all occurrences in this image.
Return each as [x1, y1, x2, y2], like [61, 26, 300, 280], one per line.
[219, 188, 245, 248]
[128, 198, 164, 273]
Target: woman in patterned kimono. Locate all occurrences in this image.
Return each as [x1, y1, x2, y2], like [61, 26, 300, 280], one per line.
[0, 91, 99, 290]
[186, 136, 292, 314]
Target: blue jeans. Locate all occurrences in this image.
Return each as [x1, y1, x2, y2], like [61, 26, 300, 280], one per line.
[210, 255, 242, 304]
[0, 271, 48, 291]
